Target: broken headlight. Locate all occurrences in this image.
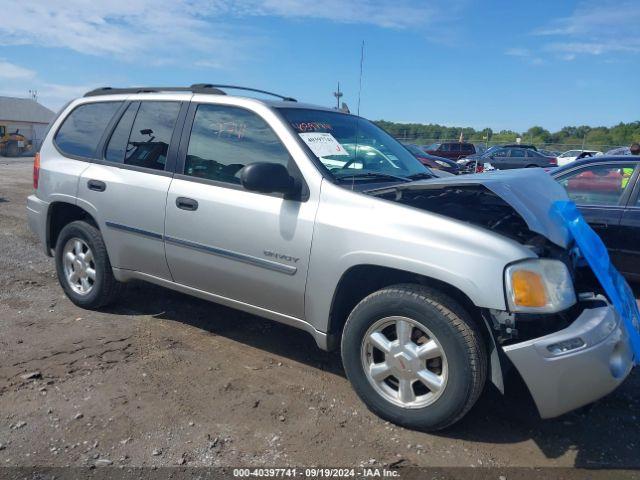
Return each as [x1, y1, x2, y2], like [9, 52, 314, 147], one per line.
[505, 259, 577, 313]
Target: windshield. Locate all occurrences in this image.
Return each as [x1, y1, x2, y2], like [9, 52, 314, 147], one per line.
[481, 145, 500, 157]
[278, 108, 431, 181]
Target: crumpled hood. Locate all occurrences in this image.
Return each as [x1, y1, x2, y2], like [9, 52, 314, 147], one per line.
[370, 169, 571, 248]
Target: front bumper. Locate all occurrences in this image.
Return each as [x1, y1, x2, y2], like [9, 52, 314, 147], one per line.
[27, 194, 50, 256]
[503, 298, 633, 418]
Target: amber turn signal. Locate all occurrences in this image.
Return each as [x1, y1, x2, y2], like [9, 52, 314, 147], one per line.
[511, 270, 548, 308]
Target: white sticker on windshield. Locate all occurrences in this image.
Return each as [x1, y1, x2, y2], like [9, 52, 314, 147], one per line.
[299, 132, 349, 157]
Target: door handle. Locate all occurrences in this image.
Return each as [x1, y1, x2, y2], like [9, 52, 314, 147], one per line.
[176, 197, 198, 211]
[87, 179, 106, 192]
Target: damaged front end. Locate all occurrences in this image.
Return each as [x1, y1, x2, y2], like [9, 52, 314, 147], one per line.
[368, 169, 634, 418]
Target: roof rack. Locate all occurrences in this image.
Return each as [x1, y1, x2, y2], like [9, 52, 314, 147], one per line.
[84, 84, 297, 102]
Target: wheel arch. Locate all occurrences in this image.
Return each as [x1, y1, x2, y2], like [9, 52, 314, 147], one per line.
[325, 264, 505, 392]
[47, 201, 99, 253]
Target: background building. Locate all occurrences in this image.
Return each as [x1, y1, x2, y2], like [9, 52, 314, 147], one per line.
[0, 96, 55, 151]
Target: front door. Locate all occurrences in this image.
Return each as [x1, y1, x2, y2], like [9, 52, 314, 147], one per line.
[615, 164, 640, 279]
[164, 102, 317, 319]
[556, 162, 639, 274]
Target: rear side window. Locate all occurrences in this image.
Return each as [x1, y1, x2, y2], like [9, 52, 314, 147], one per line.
[105, 103, 138, 163]
[55, 102, 122, 158]
[184, 104, 289, 185]
[105, 101, 180, 171]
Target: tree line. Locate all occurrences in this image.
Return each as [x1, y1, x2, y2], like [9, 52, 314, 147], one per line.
[374, 119, 640, 150]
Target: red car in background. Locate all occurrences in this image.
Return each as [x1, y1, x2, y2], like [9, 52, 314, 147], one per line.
[404, 144, 460, 174]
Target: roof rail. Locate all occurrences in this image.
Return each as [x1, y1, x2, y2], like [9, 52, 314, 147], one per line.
[83, 85, 225, 97]
[193, 84, 297, 102]
[84, 84, 296, 102]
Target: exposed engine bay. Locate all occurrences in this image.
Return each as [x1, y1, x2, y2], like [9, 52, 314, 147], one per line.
[373, 184, 541, 246]
[366, 170, 605, 345]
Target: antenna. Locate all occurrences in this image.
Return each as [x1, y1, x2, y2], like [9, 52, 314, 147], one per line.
[357, 40, 364, 116]
[29, 89, 39, 102]
[333, 82, 343, 109]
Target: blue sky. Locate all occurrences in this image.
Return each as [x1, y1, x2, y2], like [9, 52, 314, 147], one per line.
[0, 0, 638, 132]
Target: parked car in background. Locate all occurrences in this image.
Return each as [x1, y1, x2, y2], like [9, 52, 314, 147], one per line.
[557, 149, 602, 166]
[404, 144, 459, 174]
[424, 141, 475, 160]
[475, 147, 557, 170]
[461, 145, 501, 162]
[605, 146, 631, 156]
[552, 156, 640, 281]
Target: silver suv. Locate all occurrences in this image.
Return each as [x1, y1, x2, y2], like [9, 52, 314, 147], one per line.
[27, 85, 633, 430]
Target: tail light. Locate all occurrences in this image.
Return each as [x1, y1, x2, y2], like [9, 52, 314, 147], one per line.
[549, 157, 558, 166]
[33, 152, 40, 189]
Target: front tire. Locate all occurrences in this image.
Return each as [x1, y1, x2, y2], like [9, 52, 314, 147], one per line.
[55, 220, 120, 309]
[341, 284, 486, 431]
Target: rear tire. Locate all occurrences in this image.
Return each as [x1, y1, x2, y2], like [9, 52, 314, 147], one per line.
[341, 284, 486, 431]
[55, 220, 120, 309]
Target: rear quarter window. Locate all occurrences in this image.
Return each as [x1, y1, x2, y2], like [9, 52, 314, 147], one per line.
[54, 101, 122, 158]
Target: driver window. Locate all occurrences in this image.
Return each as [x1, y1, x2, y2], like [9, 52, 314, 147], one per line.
[557, 164, 635, 205]
[184, 104, 289, 185]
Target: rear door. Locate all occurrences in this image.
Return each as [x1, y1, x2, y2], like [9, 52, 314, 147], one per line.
[556, 162, 638, 273]
[163, 101, 317, 319]
[506, 148, 527, 168]
[76, 98, 187, 280]
[450, 143, 462, 160]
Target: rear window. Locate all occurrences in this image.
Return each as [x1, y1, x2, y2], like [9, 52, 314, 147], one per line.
[54, 102, 122, 158]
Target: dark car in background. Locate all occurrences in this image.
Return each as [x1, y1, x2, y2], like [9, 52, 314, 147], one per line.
[503, 143, 538, 151]
[424, 141, 475, 160]
[405, 144, 459, 174]
[552, 156, 640, 281]
[459, 145, 501, 162]
[481, 147, 557, 169]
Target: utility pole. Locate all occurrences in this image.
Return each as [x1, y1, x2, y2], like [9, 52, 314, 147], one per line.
[333, 82, 343, 110]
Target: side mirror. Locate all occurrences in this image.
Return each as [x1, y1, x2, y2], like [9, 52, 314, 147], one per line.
[240, 162, 299, 197]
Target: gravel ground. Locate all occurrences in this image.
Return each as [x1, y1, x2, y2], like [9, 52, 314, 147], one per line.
[0, 157, 638, 469]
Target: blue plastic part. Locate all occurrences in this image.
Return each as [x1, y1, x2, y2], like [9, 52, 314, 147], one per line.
[550, 200, 640, 364]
